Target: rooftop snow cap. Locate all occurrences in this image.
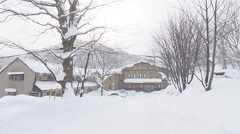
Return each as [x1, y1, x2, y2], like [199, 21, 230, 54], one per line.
[5, 88, 17, 92]
[124, 78, 162, 84]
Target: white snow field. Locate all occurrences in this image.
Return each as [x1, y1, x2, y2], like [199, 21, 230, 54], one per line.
[0, 70, 240, 134]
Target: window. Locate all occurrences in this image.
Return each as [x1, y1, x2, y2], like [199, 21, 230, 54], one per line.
[8, 92, 16, 96]
[56, 91, 62, 96]
[144, 72, 146, 78]
[128, 73, 131, 78]
[47, 92, 50, 95]
[109, 85, 111, 90]
[140, 73, 142, 78]
[163, 82, 167, 88]
[41, 73, 49, 81]
[47, 91, 61, 96]
[150, 72, 152, 78]
[134, 73, 136, 78]
[48, 74, 51, 80]
[144, 84, 155, 91]
[109, 76, 111, 81]
[9, 74, 24, 81]
[29, 92, 38, 97]
[158, 84, 161, 88]
[156, 73, 159, 78]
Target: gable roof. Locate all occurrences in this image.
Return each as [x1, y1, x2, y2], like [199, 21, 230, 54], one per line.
[113, 60, 164, 74]
[0, 57, 61, 74]
[0, 58, 22, 74]
[18, 57, 51, 73]
[91, 60, 167, 75]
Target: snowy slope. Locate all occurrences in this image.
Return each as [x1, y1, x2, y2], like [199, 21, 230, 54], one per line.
[0, 70, 240, 134]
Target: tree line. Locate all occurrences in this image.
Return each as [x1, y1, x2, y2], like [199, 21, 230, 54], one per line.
[153, 0, 240, 93]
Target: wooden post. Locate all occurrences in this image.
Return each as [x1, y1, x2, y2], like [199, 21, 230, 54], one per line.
[49, 88, 53, 99]
[54, 88, 58, 100]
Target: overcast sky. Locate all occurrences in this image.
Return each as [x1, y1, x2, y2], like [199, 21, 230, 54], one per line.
[0, 0, 179, 56]
[99, 0, 178, 55]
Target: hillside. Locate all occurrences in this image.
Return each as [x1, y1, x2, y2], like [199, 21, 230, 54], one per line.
[0, 68, 239, 134]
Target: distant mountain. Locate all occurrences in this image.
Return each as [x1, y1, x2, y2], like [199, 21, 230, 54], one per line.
[0, 40, 160, 71]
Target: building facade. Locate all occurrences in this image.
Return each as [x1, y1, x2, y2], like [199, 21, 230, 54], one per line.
[0, 57, 97, 98]
[0, 58, 36, 97]
[103, 62, 168, 92]
[0, 58, 168, 97]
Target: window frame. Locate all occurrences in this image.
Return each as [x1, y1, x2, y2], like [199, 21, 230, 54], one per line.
[127, 73, 131, 78]
[9, 74, 24, 81]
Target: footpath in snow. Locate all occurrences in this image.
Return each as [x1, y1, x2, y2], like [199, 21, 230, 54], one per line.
[0, 72, 240, 134]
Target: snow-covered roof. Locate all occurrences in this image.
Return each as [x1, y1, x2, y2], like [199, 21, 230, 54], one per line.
[111, 60, 166, 75]
[124, 78, 162, 84]
[35, 81, 61, 91]
[0, 57, 18, 73]
[18, 57, 58, 74]
[7, 72, 24, 75]
[35, 81, 97, 91]
[72, 81, 97, 87]
[91, 60, 163, 75]
[4, 88, 17, 92]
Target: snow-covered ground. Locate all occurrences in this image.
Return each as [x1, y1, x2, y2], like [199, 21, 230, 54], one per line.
[0, 69, 240, 134]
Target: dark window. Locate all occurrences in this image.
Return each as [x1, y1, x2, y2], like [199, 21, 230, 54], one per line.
[8, 92, 16, 96]
[144, 84, 155, 91]
[109, 76, 111, 81]
[47, 91, 61, 96]
[163, 82, 167, 88]
[41, 73, 50, 81]
[47, 92, 50, 95]
[109, 85, 111, 90]
[47, 74, 51, 80]
[56, 91, 61, 96]
[128, 73, 131, 78]
[9, 74, 24, 81]
[29, 92, 38, 97]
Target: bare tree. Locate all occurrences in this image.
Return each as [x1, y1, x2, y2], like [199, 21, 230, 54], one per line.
[0, 0, 113, 96]
[91, 44, 124, 96]
[153, 14, 201, 93]
[224, 3, 240, 69]
[181, 0, 238, 91]
[74, 42, 94, 97]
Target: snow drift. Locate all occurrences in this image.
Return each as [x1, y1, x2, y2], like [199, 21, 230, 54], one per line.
[0, 69, 240, 134]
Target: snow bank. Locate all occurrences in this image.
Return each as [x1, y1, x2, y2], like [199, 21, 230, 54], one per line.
[215, 65, 240, 79]
[62, 83, 76, 99]
[0, 72, 240, 134]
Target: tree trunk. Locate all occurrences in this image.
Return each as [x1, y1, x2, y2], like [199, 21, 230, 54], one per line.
[206, 0, 218, 91]
[60, 37, 76, 93]
[101, 86, 104, 96]
[205, 0, 210, 87]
